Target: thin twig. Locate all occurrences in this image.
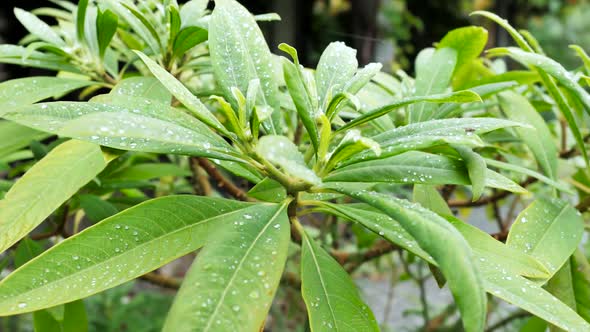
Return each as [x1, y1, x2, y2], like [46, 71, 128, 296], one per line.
[342, 240, 399, 273]
[139, 272, 180, 289]
[196, 157, 251, 201]
[189, 157, 212, 196]
[485, 310, 530, 332]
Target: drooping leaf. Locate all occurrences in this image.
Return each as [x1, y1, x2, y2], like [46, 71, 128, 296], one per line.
[134, 51, 228, 136]
[0, 140, 111, 253]
[14, 8, 66, 47]
[300, 230, 379, 332]
[315, 41, 358, 108]
[325, 151, 526, 193]
[490, 47, 590, 115]
[311, 201, 432, 263]
[446, 216, 549, 279]
[209, 0, 281, 133]
[256, 135, 321, 185]
[498, 91, 558, 179]
[0, 121, 49, 158]
[507, 197, 584, 277]
[5, 102, 240, 162]
[0, 77, 94, 115]
[454, 145, 486, 200]
[324, 184, 486, 332]
[0, 45, 79, 73]
[0, 196, 276, 315]
[338, 90, 482, 131]
[484, 158, 571, 193]
[409, 47, 458, 123]
[162, 201, 289, 331]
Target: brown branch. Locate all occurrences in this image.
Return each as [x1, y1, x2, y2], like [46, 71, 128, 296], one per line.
[448, 177, 537, 207]
[139, 272, 180, 289]
[485, 310, 530, 332]
[196, 157, 251, 201]
[189, 157, 212, 196]
[338, 240, 399, 273]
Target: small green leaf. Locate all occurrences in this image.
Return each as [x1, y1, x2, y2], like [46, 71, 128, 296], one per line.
[78, 194, 118, 223]
[439, 26, 488, 73]
[301, 231, 379, 332]
[0, 45, 79, 73]
[454, 146, 486, 200]
[316, 41, 358, 108]
[409, 47, 457, 123]
[134, 51, 228, 136]
[339, 90, 481, 131]
[0, 196, 271, 315]
[413, 184, 452, 216]
[14, 8, 65, 47]
[209, 0, 282, 133]
[109, 163, 190, 181]
[280, 43, 319, 152]
[571, 249, 590, 321]
[162, 200, 289, 331]
[498, 91, 558, 179]
[256, 135, 321, 185]
[180, 0, 209, 29]
[168, 6, 181, 44]
[570, 44, 590, 73]
[325, 184, 486, 332]
[484, 158, 571, 193]
[0, 140, 111, 253]
[507, 197, 584, 277]
[14, 237, 44, 268]
[0, 77, 94, 115]
[247, 178, 286, 202]
[323, 130, 380, 174]
[172, 27, 208, 59]
[96, 9, 118, 59]
[76, 0, 89, 43]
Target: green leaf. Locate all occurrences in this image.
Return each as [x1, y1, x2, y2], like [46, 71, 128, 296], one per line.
[109, 77, 172, 104]
[339, 90, 482, 131]
[209, 0, 281, 134]
[484, 158, 572, 193]
[247, 178, 286, 203]
[490, 47, 590, 116]
[14, 8, 65, 47]
[454, 146, 486, 200]
[570, 44, 590, 73]
[300, 231, 379, 332]
[413, 184, 452, 216]
[324, 184, 486, 332]
[96, 9, 118, 59]
[168, 6, 181, 44]
[446, 216, 549, 279]
[545, 260, 577, 332]
[439, 26, 488, 73]
[256, 135, 321, 185]
[34, 300, 88, 332]
[481, 262, 590, 331]
[310, 201, 433, 264]
[507, 197, 584, 277]
[134, 51, 228, 136]
[0, 77, 94, 115]
[180, 0, 209, 29]
[571, 249, 590, 321]
[316, 41, 358, 108]
[279, 43, 319, 152]
[0, 121, 49, 158]
[470, 11, 532, 52]
[323, 130, 381, 173]
[14, 237, 44, 268]
[498, 91, 558, 179]
[0, 196, 274, 315]
[0, 140, 111, 253]
[325, 151, 525, 193]
[172, 27, 208, 59]
[0, 45, 80, 73]
[76, 0, 89, 43]
[409, 47, 457, 123]
[102, 0, 161, 54]
[78, 194, 118, 223]
[109, 163, 190, 181]
[344, 62, 383, 95]
[5, 101, 239, 161]
[162, 200, 289, 331]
